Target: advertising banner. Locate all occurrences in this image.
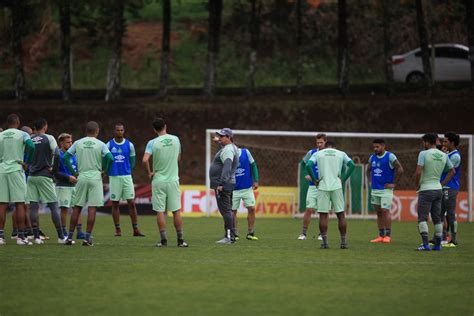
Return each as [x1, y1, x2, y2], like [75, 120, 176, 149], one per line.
[104, 185, 297, 217]
[102, 185, 469, 221]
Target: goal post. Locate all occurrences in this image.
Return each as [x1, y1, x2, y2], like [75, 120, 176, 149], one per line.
[205, 129, 473, 222]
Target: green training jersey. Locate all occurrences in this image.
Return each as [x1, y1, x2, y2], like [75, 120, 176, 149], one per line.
[417, 148, 453, 191]
[309, 148, 352, 191]
[67, 136, 110, 180]
[0, 128, 31, 174]
[145, 134, 181, 182]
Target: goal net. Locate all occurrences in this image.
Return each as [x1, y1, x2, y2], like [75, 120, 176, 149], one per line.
[205, 130, 473, 222]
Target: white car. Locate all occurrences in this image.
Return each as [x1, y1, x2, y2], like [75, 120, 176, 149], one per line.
[392, 43, 471, 83]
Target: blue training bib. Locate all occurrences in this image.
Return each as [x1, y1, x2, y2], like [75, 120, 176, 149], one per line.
[370, 151, 395, 190]
[308, 148, 319, 186]
[108, 139, 132, 176]
[235, 148, 253, 190]
[440, 150, 461, 190]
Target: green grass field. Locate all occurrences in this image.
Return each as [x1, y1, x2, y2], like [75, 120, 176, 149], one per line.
[0, 215, 473, 315]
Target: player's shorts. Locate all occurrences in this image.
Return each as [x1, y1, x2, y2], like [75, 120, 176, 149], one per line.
[441, 188, 458, 214]
[152, 180, 181, 212]
[232, 187, 256, 210]
[72, 176, 104, 207]
[26, 176, 57, 203]
[306, 185, 318, 210]
[370, 189, 393, 210]
[316, 189, 344, 213]
[0, 171, 27, 203]
[109, 175, 135, 201]
[56, 186, 75, 208]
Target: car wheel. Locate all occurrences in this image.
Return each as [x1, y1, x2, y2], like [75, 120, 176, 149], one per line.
[406, 72, 425, 83]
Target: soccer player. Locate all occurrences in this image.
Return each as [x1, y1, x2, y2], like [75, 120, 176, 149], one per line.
[209, 128, 239, 244]
[298, 133, 326, 240]
[232, 146, 259, 241]
[414, 133, 455, 251]
[54, 133, 85, 239]
[306, 143, 355, 249]
[27, 118, 66, 244]
[440, 132, 461, 247]
[367, 139, 404, 243]
[0, 114, 35, 246]
[64, 121, 113, 246]
[11, 125, 35, 240]
[143, 118, 188, 247]
[107, 123, 144, 237]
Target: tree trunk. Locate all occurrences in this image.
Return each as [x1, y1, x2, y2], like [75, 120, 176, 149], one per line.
[415, 0, 433, 92]
[11, 1, 26, 101]
[337, 0, 349, 95]
[59, 0, 72, 102]
[247, 0, 260, 96]
[295, 0, 303, 93]
[465, 0, 474, 88]
[380, 0, 394, 95]
[158, 0, 171, 98]
[204, 0, 223, 97]
[105, 0, 125, 102]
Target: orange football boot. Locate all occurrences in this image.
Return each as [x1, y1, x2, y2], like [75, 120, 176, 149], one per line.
[370, 236, 384, 243]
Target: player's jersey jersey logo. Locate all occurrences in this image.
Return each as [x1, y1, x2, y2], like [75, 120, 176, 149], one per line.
[432, 152, 444, 161]
[235, 168, 245, 177]
[115, 154, 126, 163]
[373, 168, 383, 176]
[2, 131, 15, 138]
[83, 140, 96, 149]
[31, 136, 43, 143]
[160, 139, 173, 147]
[111, 147, 123, 154]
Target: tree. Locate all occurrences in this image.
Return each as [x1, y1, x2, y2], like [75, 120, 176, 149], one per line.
[204, 0, 223, 97]
[465, 0, 474, 88]
[380, 0, 394, 94]
[295, 0, 303, 93]
[105, 0, 125, 102]
[158, 0, 171, 98]
[10, 0, 27, 100]
[58, 0, 72, 101]
[337, 0, 349, 95]
[247, 0, 261, 96]
[415, 0, 433, 91]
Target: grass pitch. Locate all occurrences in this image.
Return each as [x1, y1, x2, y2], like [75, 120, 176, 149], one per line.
[0, 215, 473, 316]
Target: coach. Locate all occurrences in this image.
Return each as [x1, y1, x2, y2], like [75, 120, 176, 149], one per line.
[209, 128, 239, 244]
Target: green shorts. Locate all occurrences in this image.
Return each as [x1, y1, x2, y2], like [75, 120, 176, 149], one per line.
[27, 176, 57, 203]
[109, 175, 135, 201]
[316, 189, 344, 213]
[56, 186, 75, 208]
[152, 180, 181, 212]
[72, 176, 104, 207]
[371, 189, 393, 210]
[306, 185, 318, 210]
[0, 171, 27, 203]
[232, 187, 256, 210]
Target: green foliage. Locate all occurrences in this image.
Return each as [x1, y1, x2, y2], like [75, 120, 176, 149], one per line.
[0, 0, 469, 91]
[0, 216, 472, 315]
[127, 0, 209, 22]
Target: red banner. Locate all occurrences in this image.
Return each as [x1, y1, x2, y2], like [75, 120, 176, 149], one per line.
[390, 191, 469, 222]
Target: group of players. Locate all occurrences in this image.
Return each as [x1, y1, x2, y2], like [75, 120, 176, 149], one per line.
[0, 114, 187, 247]
[210, 129, 461, 250]
[0, 112, 462, 250]
[293, 133, 461, 250]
